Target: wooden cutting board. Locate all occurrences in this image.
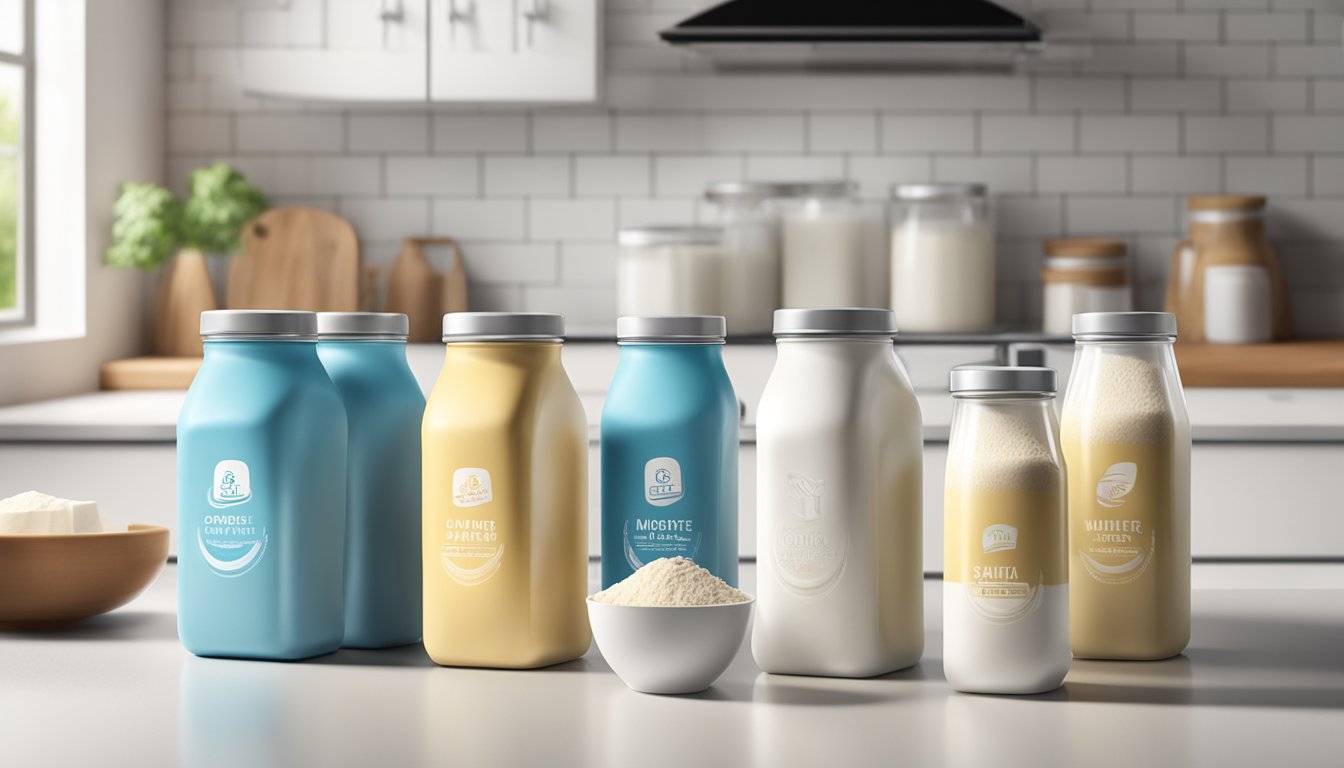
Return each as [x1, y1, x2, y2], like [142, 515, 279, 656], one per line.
[1175, 341, 1344, 387]
[100, 357, 202, 390]
[387, 237, 469, 342]
[228, 207, 359, 311]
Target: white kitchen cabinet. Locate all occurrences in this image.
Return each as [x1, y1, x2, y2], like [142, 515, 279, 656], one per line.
[238, 0, 599, 104]
[428, 0, 600, 102]
[240, 0, 429, 102]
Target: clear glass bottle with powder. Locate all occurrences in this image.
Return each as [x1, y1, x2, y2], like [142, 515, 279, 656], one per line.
[944, 366, 1069, 694]
[705, 181, 782, 336]
[1041, 238, 1132, 336]
[889, 183, 995, 333]
[617, 226, 724, 319]
[1061, 312, 1190, 660]
[774, 181, 888, 310]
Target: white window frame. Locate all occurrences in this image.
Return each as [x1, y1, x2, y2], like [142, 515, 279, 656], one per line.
[0, 0, 35, 327]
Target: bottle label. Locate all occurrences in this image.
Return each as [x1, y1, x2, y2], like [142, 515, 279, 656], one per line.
[644, 457, 684, 506]
[198, 459, 268, 577]
[1076, 460, 1160, 585]
[771, 471, 846, 597]
[625, 457, 700, 569]
[442, 468, 504, 586]
[946, 486, 1065, 625]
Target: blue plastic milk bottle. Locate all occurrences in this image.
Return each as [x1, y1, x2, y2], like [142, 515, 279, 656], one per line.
[178, 310, 347, 660]
[600, 315, 740, 588]
[317, 312, 425, 648]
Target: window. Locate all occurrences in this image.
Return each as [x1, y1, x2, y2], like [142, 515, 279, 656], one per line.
[0, 0, 32, 324]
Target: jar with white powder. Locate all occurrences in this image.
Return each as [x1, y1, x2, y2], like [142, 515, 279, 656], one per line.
[774, 181, 887, 309]
[1040, 238, 1132, 336]
[1061, 312, 1190, 661]
[889, 183, 995, 333]
[617, 226, 724, 319]
[705, 182, 781, 336]
[944, 366, 1069, 694]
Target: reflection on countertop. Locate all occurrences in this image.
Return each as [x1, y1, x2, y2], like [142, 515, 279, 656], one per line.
[2, 564, 1342, 767]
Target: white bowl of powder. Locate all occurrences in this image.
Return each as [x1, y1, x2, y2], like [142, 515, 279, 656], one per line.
[588, 557, 754, 695]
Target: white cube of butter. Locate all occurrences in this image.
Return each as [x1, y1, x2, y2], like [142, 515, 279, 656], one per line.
[0, 491, 106, 534]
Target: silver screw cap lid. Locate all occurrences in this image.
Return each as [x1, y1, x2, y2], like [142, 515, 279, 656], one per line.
[890, 182, 988, 201]
[1072, 311, 1177, 340]
[442, 312, 564, 342]
[201, 310, 316, 338]
[617, 315, 726, 343]
[950, 365, 1057, 395]
[317, 312, 409, 339]
[773, 308, 897, 337]
[618, 226, 722, 248]
[769, 180, 857, 199]
[704, 180, 788, 203]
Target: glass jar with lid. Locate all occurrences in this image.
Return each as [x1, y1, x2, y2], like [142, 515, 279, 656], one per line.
[773, 180, 887, 310]
[1041, 238, 1132, 336]
[617, 226, 724, 319]
[889, 183, 995, 333]
[705, 181, 782, 336]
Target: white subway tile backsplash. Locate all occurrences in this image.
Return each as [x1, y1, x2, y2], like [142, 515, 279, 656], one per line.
[237, 115, 342, 153]
[433, 115, 529, 152]
[533, 114, 613, 152]
[745, 155, 846, 181]
[703, 115, 805, 153]
[530, 199, 618, 242]
[809, 114, 877, 153]
[1132, 12, 1221, 41]
[1129, 79, 1223, 112]
[576, 156, 651, 196]
[881, 115, 977, 152]
[654, 155, 744, 196]
[560, 244, 618, 286]
[1067, 197, 1176, 234]
[935, 156, 1034, 194]
[1273, 116, 1344, 151]
[433, 200, 527, 241]
[981, 115, 1076, 153]
[386, 157, 478, 196]
[337, 198, 430, 242]
[169, 115, 231, 153]
[164, 0, 1344, 334]
[459, 243, 558, 284]
[1081, 115, 1181, 152]
[348, 114, 430, 154]
[1226, 156, 1309, 195]
[1184, 116, 1270, 152]
[484, 157, 572, 197]
[1036, 156, 1128, 193]
[1131, 156, 1223, 193]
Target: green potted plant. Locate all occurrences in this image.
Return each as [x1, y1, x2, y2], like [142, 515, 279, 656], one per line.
[107, 164, 266, 356]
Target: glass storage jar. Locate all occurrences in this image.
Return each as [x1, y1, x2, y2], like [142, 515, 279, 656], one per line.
[1041, 238, 1132, 336]
[889, 183, 995, 333]
[617, 226, 724, 318]
[705, 181, 782, 336]
[773, 181, 887, 309]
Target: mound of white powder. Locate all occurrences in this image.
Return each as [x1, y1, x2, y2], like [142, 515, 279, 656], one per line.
[591, 557, 749, 607]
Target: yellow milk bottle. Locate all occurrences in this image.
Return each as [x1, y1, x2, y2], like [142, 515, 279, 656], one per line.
[422, 313, 590, 668]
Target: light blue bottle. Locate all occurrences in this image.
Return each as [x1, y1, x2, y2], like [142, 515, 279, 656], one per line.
[177, 310, 347, 660]
[316, 312, 425, 648]
[601, 315, 739, 588]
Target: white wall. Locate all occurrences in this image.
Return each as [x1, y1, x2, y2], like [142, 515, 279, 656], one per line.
[0, 0, 162, 407]
[164, 0, 1344, 337]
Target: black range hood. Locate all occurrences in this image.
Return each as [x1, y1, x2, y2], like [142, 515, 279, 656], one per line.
[660, 0, 1042, 45]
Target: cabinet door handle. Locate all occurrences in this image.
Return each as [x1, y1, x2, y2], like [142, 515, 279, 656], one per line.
[522, 0, 548, 22]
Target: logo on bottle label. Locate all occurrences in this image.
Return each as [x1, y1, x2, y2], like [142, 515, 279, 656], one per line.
[199, 459, 267, 577]
[772, 471, 846, 597]
[453, 468, 494, 508]
[982, 523, 1018, 554]
[1096, 462, 1137, 508]
[208, 459, 252, 508]
[644, 457, 684, 506]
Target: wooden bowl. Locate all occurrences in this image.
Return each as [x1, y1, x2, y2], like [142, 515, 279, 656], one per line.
[0, 524, 169, 628]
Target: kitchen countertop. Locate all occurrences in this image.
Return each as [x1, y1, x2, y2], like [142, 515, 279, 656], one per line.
[3, 386, 1344, 443]
[2, 564, 1341, 767]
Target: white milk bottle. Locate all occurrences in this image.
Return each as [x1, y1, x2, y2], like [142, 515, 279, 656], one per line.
[944, 366, 1070, 694]
[753, 308, 924, 677]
